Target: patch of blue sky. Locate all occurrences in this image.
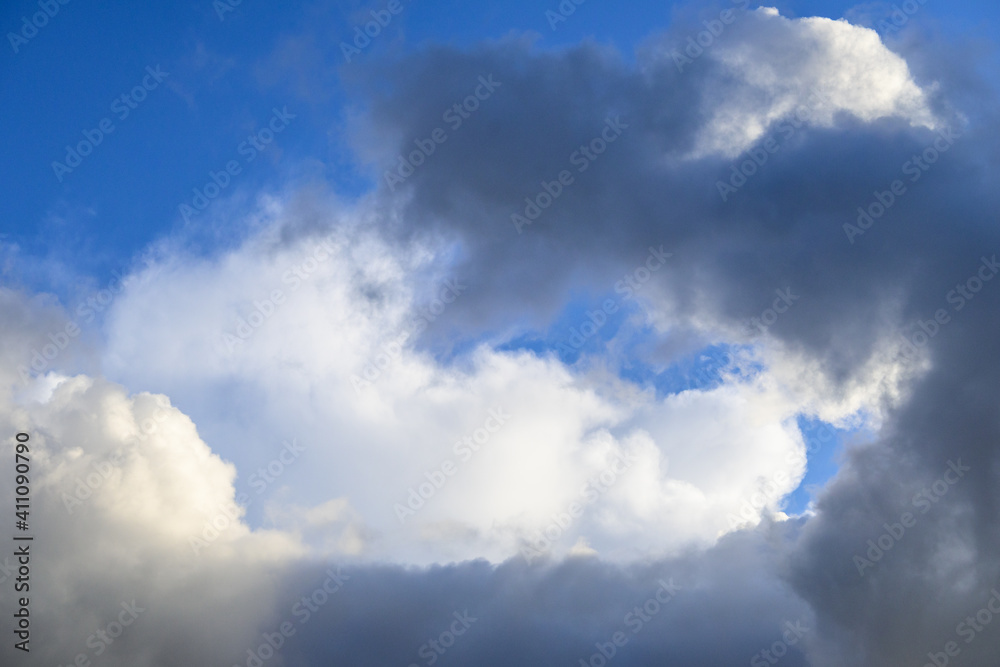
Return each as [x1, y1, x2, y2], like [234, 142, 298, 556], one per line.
[782, 414, 876, 516]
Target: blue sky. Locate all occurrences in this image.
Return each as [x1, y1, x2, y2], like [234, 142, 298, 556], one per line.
[6, 0, 998, 293]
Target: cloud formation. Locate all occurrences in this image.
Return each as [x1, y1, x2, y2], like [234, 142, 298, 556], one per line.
[4, 4, 1000, 665]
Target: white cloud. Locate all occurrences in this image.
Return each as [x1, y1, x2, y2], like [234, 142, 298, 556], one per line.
[0, 366, 304, 664]
[92, 196, 832, 565]
[687, 7, 939, 157]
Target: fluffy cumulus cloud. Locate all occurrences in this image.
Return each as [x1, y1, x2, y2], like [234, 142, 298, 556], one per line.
[96, 197, 816, 565]
[0, 308, 303, 664]
[4, 3, 1000, 665]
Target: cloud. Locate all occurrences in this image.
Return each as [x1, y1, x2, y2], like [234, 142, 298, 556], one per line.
[0, 286, 815, 665]
[5, 4, 1000, 664]
[688, 7, 940, 157]
[94, 196, 826, 565]
[0, 347, 303, 664]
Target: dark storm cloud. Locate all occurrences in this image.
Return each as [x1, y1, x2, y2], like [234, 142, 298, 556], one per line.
[325, 8, 1000, 665]
[229, 526, 813, 667]
[345, 16, 997, 377]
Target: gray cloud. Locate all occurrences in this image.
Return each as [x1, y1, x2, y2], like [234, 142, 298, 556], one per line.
[335, 8, 1000, 665]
